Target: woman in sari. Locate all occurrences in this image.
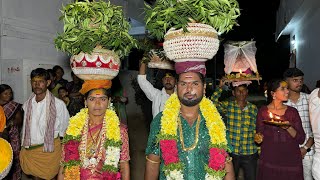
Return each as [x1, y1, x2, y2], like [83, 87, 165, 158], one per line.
[0, 84, 23, 180]
[58, 80, 130, 180]
[255, 79, 305, 180]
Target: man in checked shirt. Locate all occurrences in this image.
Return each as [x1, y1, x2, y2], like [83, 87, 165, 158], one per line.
[283, 68, 315, 180]
[211, 79, 258, 180]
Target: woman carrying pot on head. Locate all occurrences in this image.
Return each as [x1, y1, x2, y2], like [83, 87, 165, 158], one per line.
[0, 84, 24, 180]
[255, 79, 305, 180]
[58, 80, 130, 180]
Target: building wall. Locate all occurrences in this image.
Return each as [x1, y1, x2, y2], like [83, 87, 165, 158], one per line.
[0, 0, 70, 103]
[293, 5, 320, 89]
[276, 0, 320, 89]
[276, 0, 304, 38]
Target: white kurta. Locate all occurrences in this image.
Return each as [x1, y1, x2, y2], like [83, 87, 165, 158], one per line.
[21, 94, 70, 145]
[309, 88, 320, 180]
[137, 74, 172, 118]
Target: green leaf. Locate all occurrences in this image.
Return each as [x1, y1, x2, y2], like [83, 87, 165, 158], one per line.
[144, 0, 240, 37]
[54, 0, 136, 58]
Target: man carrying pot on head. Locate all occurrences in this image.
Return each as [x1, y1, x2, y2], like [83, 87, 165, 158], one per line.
[145, 61, 235, 180]
[138, 62, 176, 118]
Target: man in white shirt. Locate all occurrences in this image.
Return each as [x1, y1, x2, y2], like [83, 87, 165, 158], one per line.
[137, 62, 176, 117]
[309, 88, 320, 180]
[283, 68, 314, 180]
[19, 68, 70, 180]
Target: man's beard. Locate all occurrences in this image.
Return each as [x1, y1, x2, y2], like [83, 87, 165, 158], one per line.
[164, 83, 175, 90]
[291, 86, 302, 93]
[178, 93, 203, 107]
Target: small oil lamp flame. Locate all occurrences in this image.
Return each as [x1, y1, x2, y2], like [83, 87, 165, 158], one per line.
[275, 115, 281, 120]
[269, 112, 282, 121]
[269, 112, 273, 119]
[239, 69, 242, 74]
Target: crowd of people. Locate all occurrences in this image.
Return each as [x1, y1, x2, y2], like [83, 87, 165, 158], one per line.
[142, 65, 320, 180]
[0, 66, 130, 180]
[0, 65, 320, 180]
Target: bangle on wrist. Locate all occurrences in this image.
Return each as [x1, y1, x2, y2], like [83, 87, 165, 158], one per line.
[146, 156, 160, 164]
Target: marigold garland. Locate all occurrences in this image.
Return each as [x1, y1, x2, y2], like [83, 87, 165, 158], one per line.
[159, 93, 228, 180]
[62, 108, 121, 179]
[0, 138, 13, 176]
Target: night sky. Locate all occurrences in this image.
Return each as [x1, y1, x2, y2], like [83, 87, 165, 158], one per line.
[132, 0, 290, 92]
[209, 0, 290, 84]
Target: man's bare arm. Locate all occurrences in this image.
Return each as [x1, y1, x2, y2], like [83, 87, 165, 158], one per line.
[144, 154, 160, 180]
[224, 157, 235, 180]
[139, 62, 147, 75]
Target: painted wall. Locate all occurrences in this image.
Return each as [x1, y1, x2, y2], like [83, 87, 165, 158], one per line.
[0, 0, 71, 103]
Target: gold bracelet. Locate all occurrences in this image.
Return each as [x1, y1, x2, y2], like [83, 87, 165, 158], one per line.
[146, 156, 160, 164]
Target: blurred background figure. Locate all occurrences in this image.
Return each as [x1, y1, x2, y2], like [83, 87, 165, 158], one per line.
[0, 84, 23, 180]
[58, 87, 70, 106]
[47, 69, 56, 91]
[52, 65, 68, 87]
[66, 72, 84, 116]
[111, 76, 128, 126]
[47, 69, 62, 98]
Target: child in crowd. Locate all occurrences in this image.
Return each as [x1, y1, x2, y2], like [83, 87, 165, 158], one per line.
[58, 87, 70, 106]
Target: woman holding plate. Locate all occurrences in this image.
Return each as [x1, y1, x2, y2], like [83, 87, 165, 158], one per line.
[255, 79, 305, 180]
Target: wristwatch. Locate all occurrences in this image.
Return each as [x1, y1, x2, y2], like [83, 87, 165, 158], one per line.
[303, 145, 311, 152]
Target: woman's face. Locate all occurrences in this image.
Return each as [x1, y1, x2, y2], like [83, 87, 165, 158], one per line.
[0, 89, 12, 102]
[85, 89, 110, 117]
[272, 81, 289, 102]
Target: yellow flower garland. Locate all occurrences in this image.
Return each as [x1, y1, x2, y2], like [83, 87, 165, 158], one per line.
[66, 108, 121, 141]
[63, 108, 121, 179]
[160, 93, 227, 146]
[159, 93, 228, 179]
[199, 96, 227, 146]
[160, 94, 180, 136]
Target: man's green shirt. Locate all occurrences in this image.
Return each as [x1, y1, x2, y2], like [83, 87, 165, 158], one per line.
[211, 88, 258, 155]
[146, 112, 211, 180]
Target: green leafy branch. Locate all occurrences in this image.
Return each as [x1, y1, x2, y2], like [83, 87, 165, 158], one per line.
[145, 0, 240, 40]
[54, 0, 137, 58]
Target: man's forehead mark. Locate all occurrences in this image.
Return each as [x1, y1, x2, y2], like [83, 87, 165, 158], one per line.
[184, 75, 193, 78]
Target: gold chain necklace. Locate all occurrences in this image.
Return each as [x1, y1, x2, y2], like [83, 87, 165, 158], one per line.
[178, 114, 200, 152]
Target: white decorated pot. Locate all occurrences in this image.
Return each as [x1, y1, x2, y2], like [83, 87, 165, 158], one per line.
[147, 49, 174, 70]
[0, 138, 13, 179]
[70, 46, 120, 80]
[163, 23, 220, 62]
